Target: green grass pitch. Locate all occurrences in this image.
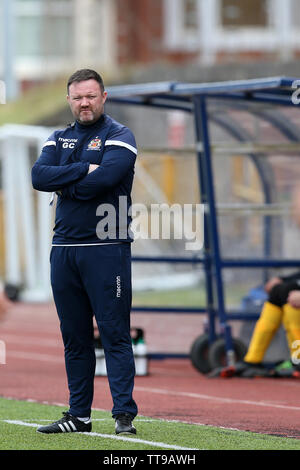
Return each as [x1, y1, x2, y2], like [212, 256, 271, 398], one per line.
[0, 397, 300, 451]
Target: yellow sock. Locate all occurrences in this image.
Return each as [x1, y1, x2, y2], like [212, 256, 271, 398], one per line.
[244, 301, 283, 363]
[282, 303, 300, 359]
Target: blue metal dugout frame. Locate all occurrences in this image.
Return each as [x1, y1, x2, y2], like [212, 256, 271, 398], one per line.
[106, 77, 300, 365]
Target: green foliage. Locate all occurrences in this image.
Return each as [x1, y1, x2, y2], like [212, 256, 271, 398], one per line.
[0, 79, 68, 126]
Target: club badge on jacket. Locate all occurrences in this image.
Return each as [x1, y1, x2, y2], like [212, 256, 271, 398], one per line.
[87, 137, 102, 151]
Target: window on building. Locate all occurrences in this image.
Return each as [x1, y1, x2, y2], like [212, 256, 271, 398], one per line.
[221, 0, 268, 28]
[291, 0, 300, 29]
[16, 0, 74, 58]
[183, 0, 198, 31]
[164, 0, 200, 50]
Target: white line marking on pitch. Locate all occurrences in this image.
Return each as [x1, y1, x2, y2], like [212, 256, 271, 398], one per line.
[8, 351, 63, 364]
[3, 420, 198, 451]
[14, 418, 157, 423]
[2, 334, 62, 348]
[134, 386, 300, 412]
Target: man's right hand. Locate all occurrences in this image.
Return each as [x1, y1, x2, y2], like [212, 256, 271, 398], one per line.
[88, 164, 99, 174]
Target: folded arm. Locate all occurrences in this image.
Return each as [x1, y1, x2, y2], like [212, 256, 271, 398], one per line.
[60, 143, 137, 200]
[31, 139, 89, 192]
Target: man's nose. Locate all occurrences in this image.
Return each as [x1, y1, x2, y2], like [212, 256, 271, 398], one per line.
[81, 97, 90, 106]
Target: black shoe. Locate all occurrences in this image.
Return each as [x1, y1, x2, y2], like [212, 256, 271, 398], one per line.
[241, 365, 269, 378]
[272, 360, 300, 378]
[37, 411, 92, 434]
[115, 413, 136, 435]
[220, 361, 263, 378]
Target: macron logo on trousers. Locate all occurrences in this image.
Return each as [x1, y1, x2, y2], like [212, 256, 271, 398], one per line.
[116, 276, 121, 298]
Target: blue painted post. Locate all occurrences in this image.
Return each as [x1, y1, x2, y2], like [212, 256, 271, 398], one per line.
[194, 95, 235, 365]
[192, 96, 217, 344]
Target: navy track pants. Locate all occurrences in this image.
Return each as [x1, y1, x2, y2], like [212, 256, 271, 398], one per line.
[50, 243, 138, 419]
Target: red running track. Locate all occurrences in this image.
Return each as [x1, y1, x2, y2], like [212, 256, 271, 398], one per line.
[0, 302, 300, 439]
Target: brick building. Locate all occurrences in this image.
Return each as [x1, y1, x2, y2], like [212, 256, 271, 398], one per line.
[116, 0, 300, 67]
[2, 0, 300, 97]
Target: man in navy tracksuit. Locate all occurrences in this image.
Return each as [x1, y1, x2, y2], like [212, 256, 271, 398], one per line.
[32, 69, 138, 435]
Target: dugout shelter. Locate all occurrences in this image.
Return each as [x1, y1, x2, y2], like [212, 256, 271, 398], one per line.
[106, 76, 300, 372]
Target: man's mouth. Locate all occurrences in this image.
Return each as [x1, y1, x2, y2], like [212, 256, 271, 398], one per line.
[79, 110, 94, 120]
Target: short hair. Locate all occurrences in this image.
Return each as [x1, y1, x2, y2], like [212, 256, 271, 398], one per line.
[67, 69, 105, 94]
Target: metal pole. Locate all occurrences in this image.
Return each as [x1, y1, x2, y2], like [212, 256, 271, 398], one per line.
[3, 0, 19, 101]
[2, 136, 21, 285]
[193, 95, 217, 344]
[194, 95, 235, 365]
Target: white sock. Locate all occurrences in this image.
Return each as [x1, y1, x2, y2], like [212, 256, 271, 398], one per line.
[76, 416, 91, 423]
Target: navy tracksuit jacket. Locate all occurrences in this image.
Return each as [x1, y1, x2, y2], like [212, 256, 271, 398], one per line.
[32, 114, 138, 419]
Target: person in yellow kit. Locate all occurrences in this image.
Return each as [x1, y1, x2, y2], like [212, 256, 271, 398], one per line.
[220, 272, 300, 378]
[219, 187, 300, 378]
